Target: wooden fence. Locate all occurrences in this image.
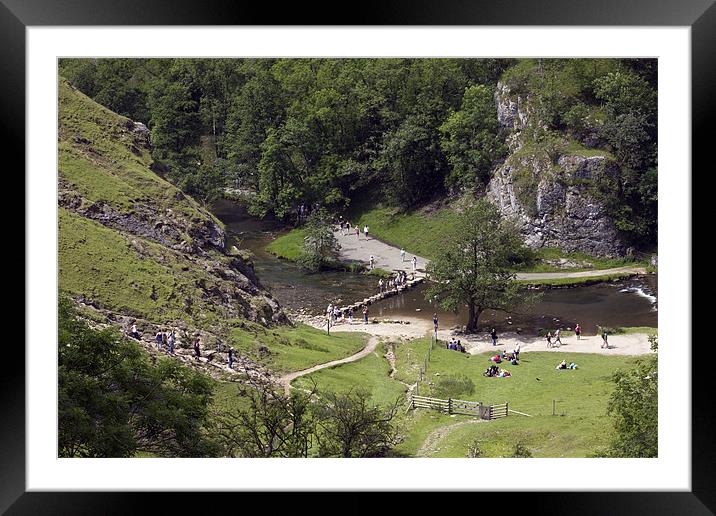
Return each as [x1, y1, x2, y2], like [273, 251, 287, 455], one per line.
[408, 394, 508, 420]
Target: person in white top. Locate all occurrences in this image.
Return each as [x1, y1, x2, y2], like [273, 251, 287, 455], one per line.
[412, 256, 418, 271]
[400, 248, 406, 262]
[363, 225, 369, 240]
[369, 255, 375, 269]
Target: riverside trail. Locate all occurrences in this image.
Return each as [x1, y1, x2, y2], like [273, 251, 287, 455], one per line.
[332, 226, 646, 281]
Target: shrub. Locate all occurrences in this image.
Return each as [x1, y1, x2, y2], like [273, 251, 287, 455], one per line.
[432, 374, 475, 399]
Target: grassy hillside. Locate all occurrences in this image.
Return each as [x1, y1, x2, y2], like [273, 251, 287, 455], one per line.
[59, 77, 216, 225]
[58, 77, 370, 377]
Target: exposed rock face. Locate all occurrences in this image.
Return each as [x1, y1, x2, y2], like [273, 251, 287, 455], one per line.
[487, 83, 626, 257]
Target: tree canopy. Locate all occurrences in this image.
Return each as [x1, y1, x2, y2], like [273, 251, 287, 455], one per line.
[425, 200, 530, 332]
[58, 297, 218, 457]
[59, 57, 657, 248]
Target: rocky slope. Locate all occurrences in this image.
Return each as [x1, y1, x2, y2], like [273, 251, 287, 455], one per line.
[58, 77, 286, 380]
[487, 82, 625, 257]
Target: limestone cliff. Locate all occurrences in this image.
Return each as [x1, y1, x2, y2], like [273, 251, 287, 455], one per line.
[487, 82, 625, 257]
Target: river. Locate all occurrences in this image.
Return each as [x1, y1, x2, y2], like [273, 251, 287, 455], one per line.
[212, 199, 657, 336]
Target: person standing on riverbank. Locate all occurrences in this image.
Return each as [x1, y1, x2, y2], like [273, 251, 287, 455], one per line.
[554, 328, 562, 347]
[228, 348, 235, 369]
[130, 322, 140, 340]
[412, 256, 418, 271]
[575, 323, 582, 340]
[378, 278, 384, 292]
[363, 307, 369, 324]
[369, 255, 375, 270]
[546, 331, 553, 348]
[601, 330, 609, 349]
[348, 307, 354, 324]
[364, 225, 369, 240]
[433, 313, 439, 338]
[491, 328, 498, 346]
[400, 248, 406, 262]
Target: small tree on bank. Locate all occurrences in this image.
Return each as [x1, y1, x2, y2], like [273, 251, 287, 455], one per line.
[605, 334, 658, 457]
[298, 208, 340, 272]
[425, 200, 528, 333]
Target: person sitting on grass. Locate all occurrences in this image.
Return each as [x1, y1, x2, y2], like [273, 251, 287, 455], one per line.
[556, 359, 567, 370]
[484, 364, 499, 377]
[568, 362, 577, 369]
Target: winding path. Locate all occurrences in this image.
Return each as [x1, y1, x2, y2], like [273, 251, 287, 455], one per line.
[278, 335, 381, 394]
[333, 227, 646, 280]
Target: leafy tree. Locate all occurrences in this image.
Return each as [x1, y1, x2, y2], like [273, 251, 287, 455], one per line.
[178, 162, 226, 205]
[298, 209, 341, 272]
[213, 380, 317, 458]
[225, 71, 285, 188]
[148, 81, 202, 164]
[425, 200, 527, 332]
[606, 335, 658, 458]
[313, 388, 401, 458]
[439, 84, 506, 191]
[58, 298, 218, 457]
[380, 109, 447, 208]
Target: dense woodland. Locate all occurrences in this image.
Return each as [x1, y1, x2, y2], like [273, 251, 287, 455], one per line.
[59, 58, 657, 247]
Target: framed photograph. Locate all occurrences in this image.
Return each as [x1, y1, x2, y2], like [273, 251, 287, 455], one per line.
[8, 0, 710, 513]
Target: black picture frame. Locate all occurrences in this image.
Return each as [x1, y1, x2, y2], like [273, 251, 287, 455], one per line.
[7, 0, 709, 513]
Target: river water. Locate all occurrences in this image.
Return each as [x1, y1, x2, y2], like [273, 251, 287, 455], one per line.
[212, 199, 657, 336]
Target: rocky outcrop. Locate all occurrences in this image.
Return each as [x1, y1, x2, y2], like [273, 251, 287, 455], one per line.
[487, 83, 626, 257]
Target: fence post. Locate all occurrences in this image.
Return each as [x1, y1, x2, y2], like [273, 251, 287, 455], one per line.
[506, 402, 509, 417]
[448, 398, 453, 415]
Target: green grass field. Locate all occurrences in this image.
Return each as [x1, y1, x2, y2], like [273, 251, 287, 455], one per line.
[265, 229, 307, 261]
[228, 323, 369, 374]
[391, 338, 642, 457]
[292, 342, 407, 407]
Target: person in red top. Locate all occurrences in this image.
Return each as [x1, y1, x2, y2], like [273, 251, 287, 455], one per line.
[575, 323, 582, 340]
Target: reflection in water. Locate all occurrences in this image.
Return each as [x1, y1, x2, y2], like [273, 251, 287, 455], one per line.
[212, 199, 657, 336]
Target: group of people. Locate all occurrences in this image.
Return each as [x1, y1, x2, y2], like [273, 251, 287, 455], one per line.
[129, 323, 205, 359]
[153, 328, 178, 355]
[327, 303, 370, 325]
[483, 364, 511, 378]
[338, 219, 369, 241]
[129, 323, 180, 355]
[556, 359, 578, 370]
[446, 337, 466, 353]
[546, 328, 562, 348]
[378, 270, 411, 293]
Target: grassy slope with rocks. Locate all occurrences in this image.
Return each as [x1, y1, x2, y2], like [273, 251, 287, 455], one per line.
[58, 77, 370, 383]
